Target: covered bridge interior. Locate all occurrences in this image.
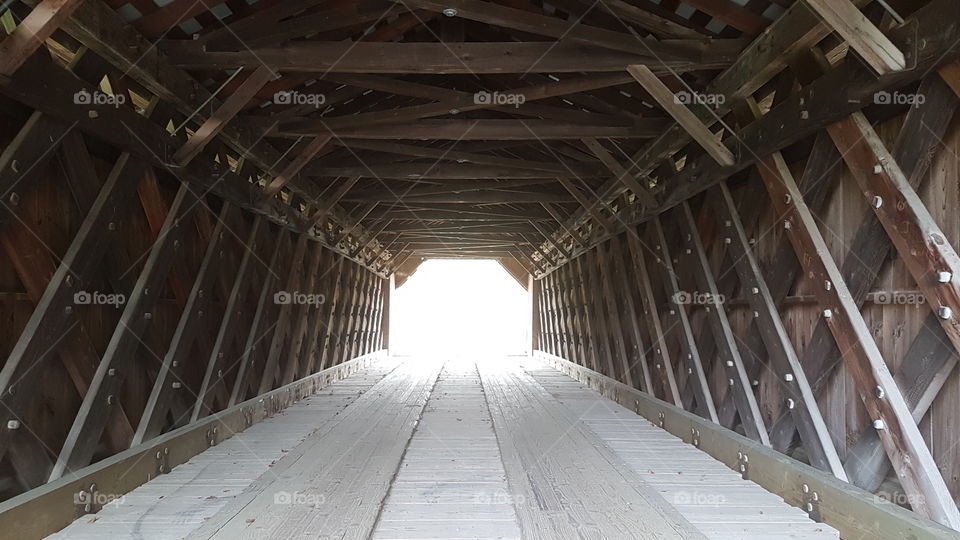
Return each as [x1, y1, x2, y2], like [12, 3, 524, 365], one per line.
[1, 0, 960, 538]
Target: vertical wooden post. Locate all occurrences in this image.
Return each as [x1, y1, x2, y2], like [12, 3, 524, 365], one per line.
[530, 274, 541, 355]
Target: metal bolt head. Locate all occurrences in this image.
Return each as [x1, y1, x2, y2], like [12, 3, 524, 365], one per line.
[823, 309, 833, 319]
[873, 419, 886, 430]
[937, 271, 953, 283]
[7, 420, 19, 430]
[787, 398, 795, 409]
[784, 220, 792, 230]
[824, 280, 832, 291]
[751, 287, 759, 294]
[875, 386, 885, 399]
[873, 164, 883, 174]
[172, 382, 182, 389]
[442, 7, 458, 16]
[785, 373, 794, 382]
[725, 360, 733, 367]
[938, 306, 953, 320]
[872, 196, 883, 208]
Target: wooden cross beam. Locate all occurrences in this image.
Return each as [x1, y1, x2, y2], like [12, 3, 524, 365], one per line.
[264, 136, 331, 196]
[626, 64, 735, 167]
[803, 0, 905, 74]
[0, 0, 83, 77]
[161, 41, 742, 74]
[279, 119, 668, 140]
[173, 65, 274, 166]
[581, 137, 657, 208]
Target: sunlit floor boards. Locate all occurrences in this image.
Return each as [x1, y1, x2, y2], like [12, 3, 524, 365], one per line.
[48, 357, 838, 540]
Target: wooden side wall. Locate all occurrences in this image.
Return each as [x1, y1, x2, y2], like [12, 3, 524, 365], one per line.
[538, 75, 960, 525]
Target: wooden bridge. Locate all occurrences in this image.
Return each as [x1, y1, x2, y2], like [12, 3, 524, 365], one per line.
[0, 0, 959, 537]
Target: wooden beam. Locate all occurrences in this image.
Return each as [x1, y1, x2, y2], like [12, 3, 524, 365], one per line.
[396, 0, 727, 57]
[709, 183, 845, 478]
[333, 140, 579, 174]
[675, 201, 768, 444]
[281, 119, 667, 140]
[648, 218, 718, 422]
[581, 138, 656, 208]
[626, 64, 735, 167]
[161, 40, 742, 74]
[132, 204, 240, 446]
[173, 65, 274, 166]
[306, 163, 600, 179]
[803, 0, 905, 74]
[307, 176, 361, 226]
[264, 136, 331, 196]
[556, 177, 612, 231]
[0, 0, 83, 77]
[625, 230, 682, 407]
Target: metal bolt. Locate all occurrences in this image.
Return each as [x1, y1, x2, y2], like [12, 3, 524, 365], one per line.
[785, 373, 794, 382]
[873, 164, 883, 174]
[872, 196, 883, 208]
[802, 484, 810, 494]
[873, 419, 886, 430]
[784, 220, 792, 230]
[800, 110, 809, 120]
[7, 420, 19, 430]
[728, 378, 734, 386]
[144, 312, 153, 320]
[875, 386, 885, 399]
[824, 280, 832, 291]
[108, 221, 117, 231]
[787, 398, 795, 409]
[937, 271, 952, 283]
[172, 382, 182, 389]
[106, 395, 113, 405]
[724, 237, 731, 244]
[751, 287, 759, 294]
[751, 380, 759, 387]
[784, 194, 792, 204]
[938, 306, 953, 320]
[108, 368, 116, 376]
[725, 360, 734, 367]
[823, 309, 833, 318]
[442, 7, 458, 16]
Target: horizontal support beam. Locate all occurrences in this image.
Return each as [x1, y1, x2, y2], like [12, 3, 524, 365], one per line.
[277, 119, 668, 140]
[160, 41, 742, 74]
[305, 163, 605, 179]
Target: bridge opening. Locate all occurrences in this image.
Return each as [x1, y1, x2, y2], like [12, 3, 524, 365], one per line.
[390, 259, 529, 357]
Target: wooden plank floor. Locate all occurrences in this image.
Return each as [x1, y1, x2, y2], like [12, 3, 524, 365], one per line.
[47, 356, 839, 540]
